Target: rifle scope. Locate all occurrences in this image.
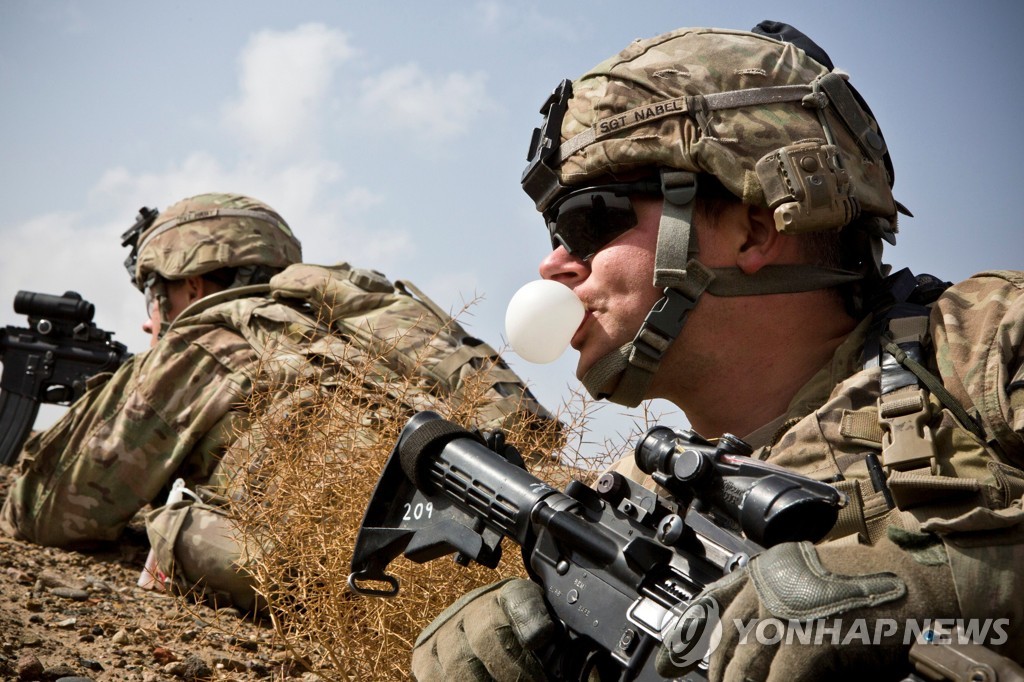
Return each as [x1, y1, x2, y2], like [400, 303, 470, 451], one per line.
[635, 425, 843, 546]
[14, 291, 95, 324]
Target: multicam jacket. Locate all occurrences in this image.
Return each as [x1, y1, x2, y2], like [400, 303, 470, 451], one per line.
[611, 270, 1024, 658]
[0, 262, 554, 550]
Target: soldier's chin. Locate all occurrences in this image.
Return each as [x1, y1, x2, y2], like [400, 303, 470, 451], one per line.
[574, 348, 601, 383]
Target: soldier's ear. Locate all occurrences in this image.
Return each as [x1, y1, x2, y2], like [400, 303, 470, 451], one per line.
[185, 276, 208, 304]
[735, 205, 788, 275]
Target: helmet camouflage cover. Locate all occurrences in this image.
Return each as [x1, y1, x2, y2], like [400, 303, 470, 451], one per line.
[524, 26, 899, 239]
[521, 25, 903, 407]
[129, 193, 302, 291]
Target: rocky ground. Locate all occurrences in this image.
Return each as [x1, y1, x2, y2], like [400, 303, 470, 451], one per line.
[0, 465, 317, 682]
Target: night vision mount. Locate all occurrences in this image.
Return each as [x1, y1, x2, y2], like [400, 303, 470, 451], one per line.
[522, 78, 574, 213]
[120, 206, 160, 285]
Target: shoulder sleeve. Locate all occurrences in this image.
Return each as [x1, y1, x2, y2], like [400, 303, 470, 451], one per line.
[931, 271, 1024, 464]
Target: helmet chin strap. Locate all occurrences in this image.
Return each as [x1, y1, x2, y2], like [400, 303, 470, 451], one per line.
[143, 275, 175, 339]
[581, 170, 865, 407]
[582, 171, 710, 407]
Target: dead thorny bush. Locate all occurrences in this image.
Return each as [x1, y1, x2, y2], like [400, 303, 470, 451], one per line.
[219, 304, 642, 680]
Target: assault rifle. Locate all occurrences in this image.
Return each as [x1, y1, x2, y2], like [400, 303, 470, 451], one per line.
[348, 411, 845, 681]
[0, 290, 130, 466]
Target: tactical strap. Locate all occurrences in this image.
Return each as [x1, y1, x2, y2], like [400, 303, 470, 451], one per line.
[138, 208, 286, 254]
[867, 278, 942, 474]
[395, 280, 451, 324]
[840, 410, 885, 445]
[818, 271, 1019, 545]
[828, 479, 871, 542]
[880, 336, 986, 442]
[887, 472, 982, 510]
[583, 164, 867, 406]
[827, 477, 911, 545]
[813, 72, 887, 162]
[866, 274, 994, 518]
[582, 171, 708, 406]
[876, 310, 942, 484]
[582, 283, 709, 407]
[652, 171, 699, 289]
[880, 385, 937, 475]
[706, 265, 863, 296]
[557, 84, 813, 162]
[432, 343, 523, 387]
[878, 322, 987, 483]
[581, 343, 633, 404]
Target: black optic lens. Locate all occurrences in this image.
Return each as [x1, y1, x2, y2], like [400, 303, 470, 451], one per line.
[546, 180, 660, 260]
[548, 192, 635, 259]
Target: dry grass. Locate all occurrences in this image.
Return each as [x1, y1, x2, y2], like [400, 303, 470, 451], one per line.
[217, 307, 634, 679]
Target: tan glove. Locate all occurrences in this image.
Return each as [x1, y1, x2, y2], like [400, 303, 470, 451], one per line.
[658, 533, 959, 682]
[411, 578, 556, 682]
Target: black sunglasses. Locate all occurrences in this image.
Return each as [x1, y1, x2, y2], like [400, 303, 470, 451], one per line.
[543, 180, 662, 261]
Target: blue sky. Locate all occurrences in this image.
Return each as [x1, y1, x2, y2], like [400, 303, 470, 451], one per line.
[2, 1, 1021, 456]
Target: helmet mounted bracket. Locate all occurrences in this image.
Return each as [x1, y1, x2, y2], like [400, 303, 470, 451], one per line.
[121, 206, 160, 288]
[522, 79, 574, 213]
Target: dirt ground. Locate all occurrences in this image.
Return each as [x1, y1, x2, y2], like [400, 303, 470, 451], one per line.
[0, 464, 316, 682]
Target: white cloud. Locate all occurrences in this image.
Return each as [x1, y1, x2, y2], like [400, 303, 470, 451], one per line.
[0, 155, 398, 351]
[222, 23, 355, 159]
[89, 152, 350, 228]
[85, 150, 402, 267]
[91, 152, 240, 209]
[357, 63, 491, 143]
[3, 22, 489, 357]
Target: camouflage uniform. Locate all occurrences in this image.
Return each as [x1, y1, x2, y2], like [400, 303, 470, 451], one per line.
[413, 23, 1024, 681]
[609, 270, 1024, 662]
[1, 195, 553, 611]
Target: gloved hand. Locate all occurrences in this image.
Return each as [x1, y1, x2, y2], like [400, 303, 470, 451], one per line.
[658, 533, 959, 682]
[411, 577, 557, 682]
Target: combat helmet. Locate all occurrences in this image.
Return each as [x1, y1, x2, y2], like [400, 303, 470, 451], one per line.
[522, 21, 906, 406]
[121, 193, 302, 334]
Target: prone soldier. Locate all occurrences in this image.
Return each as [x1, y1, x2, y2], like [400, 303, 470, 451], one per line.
[0, 192, 554, 611]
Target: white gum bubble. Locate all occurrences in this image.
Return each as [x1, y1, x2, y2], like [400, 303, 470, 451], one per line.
[505, 280, 585, 364]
